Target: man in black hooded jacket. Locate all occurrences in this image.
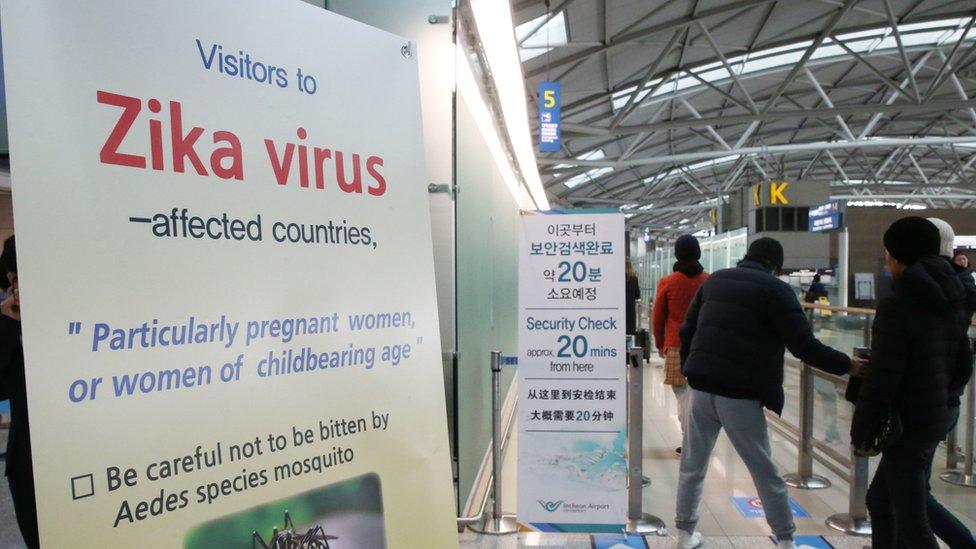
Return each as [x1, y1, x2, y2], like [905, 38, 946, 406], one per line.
[923, 218, 976, 547]
[673, 237, 854, 549]
[852, 216, 971, 549]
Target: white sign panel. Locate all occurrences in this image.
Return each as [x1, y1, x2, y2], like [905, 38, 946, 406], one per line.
[517, 211, 626, 529]
[0, 0, 456, 546]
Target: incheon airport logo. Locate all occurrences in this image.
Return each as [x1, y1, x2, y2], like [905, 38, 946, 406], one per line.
[537, 500, 565, 513]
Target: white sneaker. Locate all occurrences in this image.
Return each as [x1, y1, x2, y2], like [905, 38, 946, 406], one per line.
[777, 540, 797, 549]
[675, 530, 703, 548]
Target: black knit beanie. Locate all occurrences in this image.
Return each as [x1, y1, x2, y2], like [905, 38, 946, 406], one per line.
[746, 237, 784, 271]
[674, 235, 701, 261]
[883, 216, 940, 266]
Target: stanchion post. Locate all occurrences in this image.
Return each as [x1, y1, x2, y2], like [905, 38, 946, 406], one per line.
[946, 425, 960, 470]
[940, 341, 976, 487]
[785, 307, 829, 489]
[624, 347, 666, 535]
[826, 311, 873, 535]
[784, 363, 830, 489]
[471, 351, 518, 535]
[825, 452, 872, 536]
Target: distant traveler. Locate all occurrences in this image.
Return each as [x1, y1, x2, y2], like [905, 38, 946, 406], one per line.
[851, 217, 970, 549]
[953, 250, 970, 270]
[673, 237, 857, 549]
[953, 251, 976, 285]
[918, 218, 976, 547]
[803, 273, 827, 303]
[625, 258, 640, 337]
[0, 236, 38, 549]
[653, 235, 708, 455]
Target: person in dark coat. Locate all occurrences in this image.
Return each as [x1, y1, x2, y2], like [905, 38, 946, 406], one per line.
[673, 237, 855, 549]
[851, 217, 971, 549]
[918, 218, 976, 547]
[653, 235, 708, 455]
[0, 236, 38, 548]
[625, 258, 641, 337]
[803, 274, 827, 303]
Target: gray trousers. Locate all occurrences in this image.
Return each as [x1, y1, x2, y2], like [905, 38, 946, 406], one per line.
[675, 388, 796, 541]
[672, 384, 690, 437]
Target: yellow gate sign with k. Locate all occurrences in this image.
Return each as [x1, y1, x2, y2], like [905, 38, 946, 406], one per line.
[753, 181, 790, 206]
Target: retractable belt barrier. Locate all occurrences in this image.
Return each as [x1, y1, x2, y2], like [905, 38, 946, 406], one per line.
[784, 358, 831, 489]
[940, 337, 976, 488]
[470, 351, 519, 535]
[624, 347, 666, 535]
[792, 306, 873, 537]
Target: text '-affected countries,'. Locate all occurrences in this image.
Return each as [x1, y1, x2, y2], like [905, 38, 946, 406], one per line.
[129, 207, 377, 248]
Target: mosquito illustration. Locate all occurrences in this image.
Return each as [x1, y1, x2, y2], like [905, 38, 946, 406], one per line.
[251, 510, 339, 549]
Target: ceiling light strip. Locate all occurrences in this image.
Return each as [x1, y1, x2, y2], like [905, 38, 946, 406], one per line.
[471, 0, 550, 210]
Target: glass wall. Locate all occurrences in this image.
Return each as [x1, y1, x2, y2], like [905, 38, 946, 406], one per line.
[454, 94, 521, 507]
[633, 228, 747, 305]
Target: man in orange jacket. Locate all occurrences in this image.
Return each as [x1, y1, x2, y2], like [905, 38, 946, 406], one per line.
[653, 235, 708, 455]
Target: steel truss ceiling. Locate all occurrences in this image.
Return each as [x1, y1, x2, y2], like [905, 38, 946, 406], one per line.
[513, 0, 976, 233]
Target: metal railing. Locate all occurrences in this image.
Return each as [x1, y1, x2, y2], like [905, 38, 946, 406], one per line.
[461, 302, 976, 536]
[468, 351, 518, 535]
[625, 346, 666, 535]
[460, 347, 668, 535]
[940, 337, 976, 488]
[763, 302, 976, 537]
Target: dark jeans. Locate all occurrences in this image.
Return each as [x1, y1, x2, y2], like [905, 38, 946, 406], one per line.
[925, 407, 976, 548]
[867, 438, 940, 549]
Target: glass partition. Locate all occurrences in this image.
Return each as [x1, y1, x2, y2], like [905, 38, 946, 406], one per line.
[782, 309, 872, 451]
[635, 228, 747, 302]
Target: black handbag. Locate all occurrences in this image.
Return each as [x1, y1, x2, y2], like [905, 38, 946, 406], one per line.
[871, 411, 903, 450]
[847, 376, 903, 452]
[844, 376, 861, 404]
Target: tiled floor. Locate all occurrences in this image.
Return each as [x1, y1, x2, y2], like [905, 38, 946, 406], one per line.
[460, 354, 976, 548]
[0, 352, 968, 548]
[458, 532, 870, 548]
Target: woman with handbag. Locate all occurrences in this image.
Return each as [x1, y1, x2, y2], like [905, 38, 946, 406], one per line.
[850, 217, 970, 549]
[652, 235, 708, 456]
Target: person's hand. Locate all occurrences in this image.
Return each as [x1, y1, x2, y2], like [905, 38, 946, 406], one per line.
[849, 357, 869, 378]
[1, 287, 20, 321]
[853, 444, 880, 458]
[657, 349, 665, 359]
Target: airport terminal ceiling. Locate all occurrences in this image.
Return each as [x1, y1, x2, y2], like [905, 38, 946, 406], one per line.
[508, 0, 976, 235]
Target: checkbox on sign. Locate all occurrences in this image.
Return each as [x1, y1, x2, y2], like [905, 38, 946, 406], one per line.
[71, 474, 94, 500]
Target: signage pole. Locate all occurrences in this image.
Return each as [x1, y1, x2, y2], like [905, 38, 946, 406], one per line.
[472, 351, 519, 535]
[838, 227, 849, 308]
[624, 348, 665, 535]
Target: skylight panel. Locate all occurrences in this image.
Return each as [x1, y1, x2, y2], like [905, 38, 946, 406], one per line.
[563, 167, 613, 188]
[611, 78, 662, 110]
[517, 12, 568, 61]
[740, 50, 806, 74]
[751, 41, 813, 57]
[562, 149, 614, 188]
[834, 28, 885, 41]
[898, 17, 965, 33]
[605, 18, 975, 117]
[840, 179, 912, 185]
